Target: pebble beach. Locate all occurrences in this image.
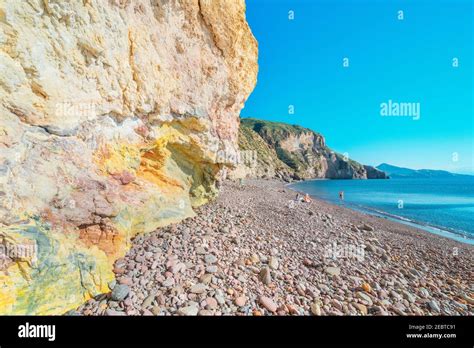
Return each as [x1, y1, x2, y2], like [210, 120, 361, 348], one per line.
[75, 179, 473, 316]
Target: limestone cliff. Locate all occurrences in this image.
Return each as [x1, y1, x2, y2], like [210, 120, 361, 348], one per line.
[232, 119, 387, 180]
[0, 0, 258, 314]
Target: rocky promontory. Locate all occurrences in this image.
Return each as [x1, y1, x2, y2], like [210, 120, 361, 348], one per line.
[231, 118, 387, 181]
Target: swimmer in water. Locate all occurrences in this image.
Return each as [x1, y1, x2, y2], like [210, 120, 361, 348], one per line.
[339, 191, 344, 203]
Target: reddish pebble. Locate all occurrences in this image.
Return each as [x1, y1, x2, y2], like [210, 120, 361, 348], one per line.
[259, 296, 277, 312]
[235, 296, 247, 307]
[119, 277, 132, 285]
[205, 297, 218, 309]
[114, 267, 125, 275]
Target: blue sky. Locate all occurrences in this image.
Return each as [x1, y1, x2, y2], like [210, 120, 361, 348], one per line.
[242, 0, 473, 173]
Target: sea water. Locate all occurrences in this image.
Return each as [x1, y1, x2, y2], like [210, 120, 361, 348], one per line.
[290, 177, 474, 245]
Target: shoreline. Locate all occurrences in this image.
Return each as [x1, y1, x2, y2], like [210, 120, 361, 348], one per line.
[349, 204, 474, 245]
[287, 180, 474, 246]
[287, 180, 473, 249]
[76, 179, 473, 316]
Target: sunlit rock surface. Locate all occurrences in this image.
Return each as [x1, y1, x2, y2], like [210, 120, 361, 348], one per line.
[0, 0, 258, 314]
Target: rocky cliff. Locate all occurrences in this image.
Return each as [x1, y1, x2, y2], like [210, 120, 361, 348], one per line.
[364, 165, 390, 179]
[232, 119, 387, 181]
[0, 0, 257, 314]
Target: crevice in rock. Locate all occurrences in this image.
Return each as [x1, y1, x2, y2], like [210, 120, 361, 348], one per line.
[127, 29, 140, 94]
[197, 0, 225, 58]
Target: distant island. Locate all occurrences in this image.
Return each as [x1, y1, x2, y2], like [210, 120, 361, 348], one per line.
[376, 163, 473, 179]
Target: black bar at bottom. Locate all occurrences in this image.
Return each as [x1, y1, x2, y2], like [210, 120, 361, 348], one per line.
[0, 316, 471, 346]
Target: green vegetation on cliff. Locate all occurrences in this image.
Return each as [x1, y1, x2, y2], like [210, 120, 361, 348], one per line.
[236, 118, 387, 180]
[235, 120, 293, 179]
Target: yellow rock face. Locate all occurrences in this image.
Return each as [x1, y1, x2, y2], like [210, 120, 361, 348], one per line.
[0, 0, 258, 314]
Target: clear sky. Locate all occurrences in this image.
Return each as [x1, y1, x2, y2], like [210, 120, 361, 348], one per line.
[242, 0, 473, 173]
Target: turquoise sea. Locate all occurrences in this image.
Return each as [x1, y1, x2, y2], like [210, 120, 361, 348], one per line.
[290, 177, 474, 245]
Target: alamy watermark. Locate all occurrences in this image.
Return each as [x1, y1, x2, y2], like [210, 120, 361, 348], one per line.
[215, 149, 258, 167]
[380, 99, 420, 120]
[323, 242, 365, 262]
[55, 101, 96, 119]
[0, 241, 38, 268]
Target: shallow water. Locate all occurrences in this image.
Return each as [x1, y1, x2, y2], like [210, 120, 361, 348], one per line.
[290, 177, 474, 245]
